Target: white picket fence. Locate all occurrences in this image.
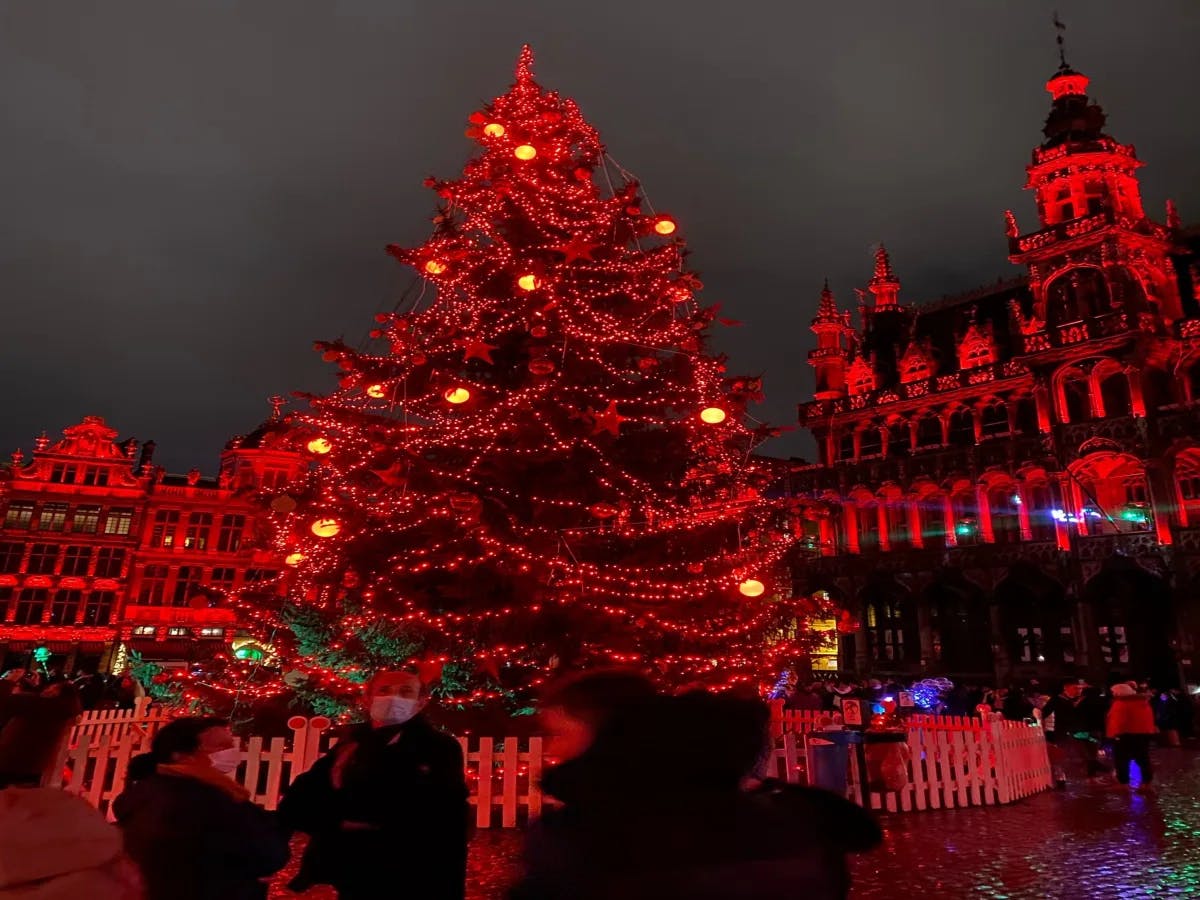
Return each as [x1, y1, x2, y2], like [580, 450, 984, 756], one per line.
[55, 701, 1049, 825]
[54, 712, 546, 828]
[771, 704, 1053, 812]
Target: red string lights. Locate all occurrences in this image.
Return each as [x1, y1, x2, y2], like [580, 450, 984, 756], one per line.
[196, 45, 817, 715]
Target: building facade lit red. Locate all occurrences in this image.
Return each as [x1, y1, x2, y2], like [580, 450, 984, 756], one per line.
[0, 411, 303, 673]
[789, 60, 1200, 687]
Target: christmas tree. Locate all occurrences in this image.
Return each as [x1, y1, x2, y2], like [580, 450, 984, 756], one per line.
[219, 47, 808, 715]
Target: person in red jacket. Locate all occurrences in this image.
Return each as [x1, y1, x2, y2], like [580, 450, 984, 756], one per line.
[1106, 683, 1157, 793]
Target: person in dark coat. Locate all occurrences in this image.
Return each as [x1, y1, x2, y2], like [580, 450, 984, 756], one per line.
[511, 691, 881, 900]
[1042, 680, 1104, 783]
[112, 716, 289, 900]
[279, 669, 469, 900]
[0, 673, 81, 788]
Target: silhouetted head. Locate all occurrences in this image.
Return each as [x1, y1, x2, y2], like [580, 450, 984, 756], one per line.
[539, 669, 657, 761]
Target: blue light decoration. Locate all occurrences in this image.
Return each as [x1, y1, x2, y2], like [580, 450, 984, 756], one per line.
[768, 668, 794, 700]
[910, 677, 955, 711]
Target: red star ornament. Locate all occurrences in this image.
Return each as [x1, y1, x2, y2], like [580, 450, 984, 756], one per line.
[553, 234, 599, 264]
[456, 338, 498, 364]
[588, 400, 627, 437]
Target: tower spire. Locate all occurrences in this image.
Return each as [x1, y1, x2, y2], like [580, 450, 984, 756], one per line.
[868, 244, 901, 309]
[1053, 12, 1069, 71]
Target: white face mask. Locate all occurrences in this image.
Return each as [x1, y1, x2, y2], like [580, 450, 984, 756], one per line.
[370, 695, 420, 726]
[208, 747, 242, 776]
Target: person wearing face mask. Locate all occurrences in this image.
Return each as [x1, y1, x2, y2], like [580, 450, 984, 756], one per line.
[113, 716, 289, 900]
[280, 669, 469, 900]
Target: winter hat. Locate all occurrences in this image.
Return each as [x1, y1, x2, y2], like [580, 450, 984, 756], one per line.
[1111, 683, 1136, 697]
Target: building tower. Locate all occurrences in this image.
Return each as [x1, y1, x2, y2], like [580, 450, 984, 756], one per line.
[1009, 57, 1185, 329]
[808, 280, 853, 400]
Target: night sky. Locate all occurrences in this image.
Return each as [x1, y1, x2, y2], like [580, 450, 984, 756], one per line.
[2, 1, 1198, 473]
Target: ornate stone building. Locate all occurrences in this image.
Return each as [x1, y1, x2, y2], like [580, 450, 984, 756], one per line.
[0, 409, 303, 673]
[788, 59, 1200, 687]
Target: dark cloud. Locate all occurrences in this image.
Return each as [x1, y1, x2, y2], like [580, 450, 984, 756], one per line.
[2, 1, 1197, 471]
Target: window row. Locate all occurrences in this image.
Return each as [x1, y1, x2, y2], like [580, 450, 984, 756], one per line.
[132, 565, 279, 607]
[805, 482, 1157, 555]
[0, 543, 127, 577]
[46, 463, 121, 487]
[833, 397, 1040, 462]
[0, 588, 115, 626]
[2, 501, 132, 536]
[149, 511, 245, 552]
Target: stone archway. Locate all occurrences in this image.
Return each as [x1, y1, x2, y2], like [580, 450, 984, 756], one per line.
[1082, 556, 1176, 686]
[995, 562, 1073, 678]
[923, 568, 992, 677]
[859, 570, 918, 673]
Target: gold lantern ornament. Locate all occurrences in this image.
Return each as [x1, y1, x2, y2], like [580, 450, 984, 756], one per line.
[311, 518, 342, 539]
[513, 144, 537, 160]
[424, 259, 448, 275]
[443, 386, 471, 405]
[483, 122, 506, 138]
[738, 578, 766, 598]
[517, 273, 541, 291]
[653, 215, 677, 236]
[699, 407, 727, 424]
[365, 383, 387, 399]
[306, 437, 333, 455]
[285, 551, 306, 566]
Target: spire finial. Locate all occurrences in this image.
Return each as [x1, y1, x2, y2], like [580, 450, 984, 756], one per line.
[1053, 12, 1069, 70]
[871, 244, 896, 284]
[816, 279, 839, 319]
[515, 44, 535, 84]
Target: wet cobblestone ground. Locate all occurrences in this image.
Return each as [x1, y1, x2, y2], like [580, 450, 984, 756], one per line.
[274, 750, 1200, 899]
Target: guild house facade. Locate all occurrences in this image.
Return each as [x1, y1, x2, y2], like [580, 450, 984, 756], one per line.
[787, 58, 1200, 688]
[0, 409, 302, 673]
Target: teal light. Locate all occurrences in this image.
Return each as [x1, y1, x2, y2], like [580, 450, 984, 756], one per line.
[32, 646, 51, 664]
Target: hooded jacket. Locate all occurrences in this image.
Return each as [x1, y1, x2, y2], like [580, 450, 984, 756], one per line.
[0, 787, 141, 899]
[1106, 695, 1157, 738]
[511, 693, 880, 900]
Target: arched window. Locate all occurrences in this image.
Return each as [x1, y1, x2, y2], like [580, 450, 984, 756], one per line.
[951, 489, 979, 545]
[980, 402, 1008, 437]
[1142, 368, 1174, 411]
[1060, 370, 1092, 422]
[859, 426, 883, 458]
[856, 500, 881, 552]
[1046, 269, 1110, 325]
[988, 485, 1021, 544]
[839, 432, 856, 462]
[1187, 360, 1200, 404]
[1025, 481, 1058, 542]
[1100, 371, 1132, 418]
[916, 415, 942, 449]
[887, 503, 910, 549]
[887, 421, 911, 457]
[1176, 452, 1200, 527]
[1013, 395, 1039, 434]
[916, 494, 946, 550]
[947, 409, 976, 446]
[863, 587, 914, 664]
[1072, 454, 1154, 536]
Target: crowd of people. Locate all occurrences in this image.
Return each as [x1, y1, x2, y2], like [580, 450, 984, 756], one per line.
[777, 673, 1196, 792]
[0, 667, 884, 899]
[1, 665, 1193, 898]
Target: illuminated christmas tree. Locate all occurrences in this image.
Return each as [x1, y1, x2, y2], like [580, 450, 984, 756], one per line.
[225, 47, 806, 714]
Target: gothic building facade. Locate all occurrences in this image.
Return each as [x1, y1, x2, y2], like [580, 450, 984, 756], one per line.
[0, 411, 303, 674]
[789, 60, 1200, 688]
